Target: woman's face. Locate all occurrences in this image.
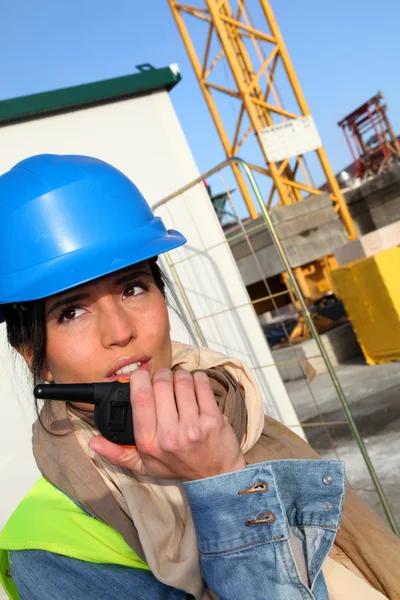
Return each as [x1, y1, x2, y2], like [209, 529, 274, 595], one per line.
[43, 261, 172, 387]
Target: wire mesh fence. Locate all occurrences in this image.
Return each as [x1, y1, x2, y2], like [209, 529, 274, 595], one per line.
[153, 157, 399, 535]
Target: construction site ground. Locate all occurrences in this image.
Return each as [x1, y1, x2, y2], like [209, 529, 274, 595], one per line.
[285, 358, 400, 530]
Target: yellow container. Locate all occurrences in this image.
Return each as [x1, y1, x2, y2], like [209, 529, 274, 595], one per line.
[332, 246, 400, 365]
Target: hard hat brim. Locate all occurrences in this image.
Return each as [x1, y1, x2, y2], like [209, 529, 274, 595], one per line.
[0, 219, 186, 305]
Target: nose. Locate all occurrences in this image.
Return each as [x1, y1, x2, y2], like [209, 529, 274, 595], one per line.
[98, 297, 136, 348]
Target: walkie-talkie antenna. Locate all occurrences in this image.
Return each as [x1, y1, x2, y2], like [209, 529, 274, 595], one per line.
[34, 383, 96, 404]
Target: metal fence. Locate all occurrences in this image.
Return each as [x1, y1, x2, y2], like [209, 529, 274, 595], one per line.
[153, 157, 398, 535]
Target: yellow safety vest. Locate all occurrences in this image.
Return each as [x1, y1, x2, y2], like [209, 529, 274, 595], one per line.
[0, 478, 149, 600]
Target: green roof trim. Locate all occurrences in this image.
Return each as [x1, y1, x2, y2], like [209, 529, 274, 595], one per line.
[0, 64, 181, 125]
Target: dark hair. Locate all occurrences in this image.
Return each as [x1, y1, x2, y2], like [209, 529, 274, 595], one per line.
[2, 260, 196, 424]
[1, 300, 47, 384]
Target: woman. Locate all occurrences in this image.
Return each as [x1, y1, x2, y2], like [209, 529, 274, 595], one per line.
[0, 154, 398, 600]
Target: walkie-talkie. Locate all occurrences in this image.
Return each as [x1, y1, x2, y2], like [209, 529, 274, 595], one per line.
[34, 382, 134, 445]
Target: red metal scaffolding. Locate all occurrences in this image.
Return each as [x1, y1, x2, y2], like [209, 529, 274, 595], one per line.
[338, 92, 400, 178]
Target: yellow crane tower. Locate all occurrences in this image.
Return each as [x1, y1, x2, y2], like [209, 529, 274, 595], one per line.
[167, 0, 358, 302]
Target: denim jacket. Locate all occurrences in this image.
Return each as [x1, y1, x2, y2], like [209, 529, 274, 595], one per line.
[9, 459, 345, 600]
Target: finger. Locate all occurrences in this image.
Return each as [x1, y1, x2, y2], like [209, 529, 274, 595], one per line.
[173, 370, 200, 439]
[89, 435, 143, 473]
[130, 369, 157, 451]
[193, 372, 220, 416]
[152, 369, 179, 449]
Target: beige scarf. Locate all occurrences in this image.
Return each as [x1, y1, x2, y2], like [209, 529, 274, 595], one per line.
[33, 342, 399, 599]
[68, 343, 264, 599]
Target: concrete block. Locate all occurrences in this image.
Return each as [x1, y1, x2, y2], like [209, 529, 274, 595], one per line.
[370, 196, 400, 229]
[344, 167, 400, 234]
[271, 345, 307, 382]
[274, 206, 341, 239]
[271, 193, 332, 223]
[228, 219, 273, 258]
[228, 192, 348, 285]
[283, 222, 348, 268]
[334, 220, 400, 266]
[272, 322, 362, 382]
[227, 165, 400, 287]
[352, 165, 400, 197]
[234, 220, 348, 284]
[344, 190, 375, 236]
[302, 322, 363, 366]
[236, 245, 282, 285]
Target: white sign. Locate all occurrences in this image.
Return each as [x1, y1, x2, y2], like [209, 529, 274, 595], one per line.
[259, 115, 322, 163]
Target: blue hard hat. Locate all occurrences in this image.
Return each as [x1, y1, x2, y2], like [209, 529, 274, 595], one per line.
[0, 154, 186, 305]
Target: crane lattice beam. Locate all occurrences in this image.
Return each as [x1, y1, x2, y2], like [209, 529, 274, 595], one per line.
[168, 0, 356, 239]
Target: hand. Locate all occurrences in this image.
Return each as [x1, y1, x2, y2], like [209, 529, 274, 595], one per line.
[90, 369, 246, 481]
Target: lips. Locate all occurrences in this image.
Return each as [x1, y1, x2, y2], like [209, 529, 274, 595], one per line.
[106, 355, 150, 380]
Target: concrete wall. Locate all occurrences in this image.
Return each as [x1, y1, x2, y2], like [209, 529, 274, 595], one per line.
[0, 90, 300, 531]
[228, 166, 400, 289]
[229, 193, 348, 286]
[344, 166, 400, 235]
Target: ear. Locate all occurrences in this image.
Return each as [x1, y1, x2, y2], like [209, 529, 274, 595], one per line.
[42, 365, 54, 383]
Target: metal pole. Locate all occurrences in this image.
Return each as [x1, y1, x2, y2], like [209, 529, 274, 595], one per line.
[154, 156, 399, 536]
[366, 106, 388, 160]
[238, 157, 398, 535]
[341, 124, 362, 179]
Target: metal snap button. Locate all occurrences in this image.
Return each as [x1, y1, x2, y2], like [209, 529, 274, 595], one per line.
[323, 501, 332, 512]
[322, 475, 333, 485]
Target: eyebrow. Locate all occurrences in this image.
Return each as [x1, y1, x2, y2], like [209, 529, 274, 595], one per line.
[46, 293, 89, 317]
[113, 268, 152, 285]
[46, 269, 152, 317]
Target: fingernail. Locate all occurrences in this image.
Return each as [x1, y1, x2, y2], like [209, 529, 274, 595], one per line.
[90, 438, 101, 452]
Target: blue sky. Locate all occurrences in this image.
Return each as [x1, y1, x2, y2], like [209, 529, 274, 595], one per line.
[1, 0, 400, 184]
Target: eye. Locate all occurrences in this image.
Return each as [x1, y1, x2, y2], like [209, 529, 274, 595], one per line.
[122, 281, 150, 300]
[57, 306, 85, 324]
